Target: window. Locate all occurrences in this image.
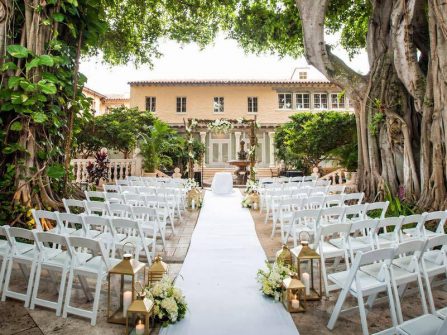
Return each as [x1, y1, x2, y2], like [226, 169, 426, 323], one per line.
[176, 97, 187, 113]
[330, 93, 345, 109]
[299, 71, 307, 80]
[213, 97, 224, 113]
[248, 97, 258, 113]
[295, 93, 310, 109]
[145, 96, 156, 112]
[313, 93, 328, 109]
[278, 93, 292, 109]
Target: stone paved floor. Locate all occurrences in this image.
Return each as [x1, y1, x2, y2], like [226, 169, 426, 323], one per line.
[1, 195, 447, 335]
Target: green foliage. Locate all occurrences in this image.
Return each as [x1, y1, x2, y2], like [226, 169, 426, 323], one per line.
[275, 112, 357, 173]
[75, 107, 155, 158]
[383, 184, 415, 217]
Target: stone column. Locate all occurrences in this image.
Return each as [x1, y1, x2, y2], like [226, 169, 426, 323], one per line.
[234, 131, 241, 159]
[268, 131, 275, 167]
[200, 131, 207, 166]
[263, 132, 268, 167]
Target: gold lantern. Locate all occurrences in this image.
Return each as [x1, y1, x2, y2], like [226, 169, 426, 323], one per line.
[107, 246, 146, 324]
[282, 274, 306, 313]
[276, 244, 293, 267]
[291, 233, 322, 300]
[146, 255, 168, 285]
[126, 289, 154, 335]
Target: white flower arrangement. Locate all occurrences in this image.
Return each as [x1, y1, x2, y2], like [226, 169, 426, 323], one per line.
[185, 178, 199, 192]
[257, 261, 294, 300]
[145, 275, 187, 327]
[245, 179, 259, 194]
[207, 119, 233, 134]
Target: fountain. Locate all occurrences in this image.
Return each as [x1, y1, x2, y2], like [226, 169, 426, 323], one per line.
[228, 140, 251, 185]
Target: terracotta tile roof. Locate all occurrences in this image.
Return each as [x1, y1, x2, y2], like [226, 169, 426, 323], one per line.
[128, 79, 333, 86]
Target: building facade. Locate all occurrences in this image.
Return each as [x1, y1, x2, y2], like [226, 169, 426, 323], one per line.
[128, 69, 353, 168]
[83, 87, 130, 116]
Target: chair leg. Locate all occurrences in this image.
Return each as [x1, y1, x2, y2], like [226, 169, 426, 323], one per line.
[320, 255, 330, 297]
[25, 261, 37, 308]
[0, 257, 8, 294]
[29, 263, 42, 310]
[1, 257, 14, 301]
[78, 274, 94, 302]
[327, 286, 349, 330]
[90, 275, 103, 326]
[56, 268, 68, 316]
[357, 293, 369, 335]
[63, 270, 74, 318]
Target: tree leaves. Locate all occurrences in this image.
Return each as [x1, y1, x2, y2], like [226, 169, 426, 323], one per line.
[7, 45, 30, 58]
[10, 122, 22, 132]
[32, 112, 48, 123]
[47, 164, 65, 179]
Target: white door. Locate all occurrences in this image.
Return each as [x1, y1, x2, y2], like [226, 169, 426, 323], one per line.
[210, 140, 230, 166]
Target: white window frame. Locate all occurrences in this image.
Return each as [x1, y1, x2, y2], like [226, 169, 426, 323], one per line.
[213, 97, 224, 113]
[145, 96, 156, 112]
[295, 93, 310, 110]
[248, 97, 258, 113]
[330, 93, 345, 109]
[278, 93, 293, 110]
[176, 97, 187, 113]
[298, 71, 307, 80]
[313, 93, 328, 110]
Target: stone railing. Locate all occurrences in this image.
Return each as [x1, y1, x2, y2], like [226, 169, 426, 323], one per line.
[71, 158, 142, 183]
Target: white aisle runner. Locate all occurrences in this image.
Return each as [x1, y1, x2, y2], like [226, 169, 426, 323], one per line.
[161, 191, 299, 335]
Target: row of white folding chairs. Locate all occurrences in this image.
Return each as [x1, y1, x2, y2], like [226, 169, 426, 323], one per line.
[0, 226, 129, 325]
[261, 185, 347, 211]
[266, 192, 364, 227]
[310, 212, 444, 293]
[86, 189, 183, 224]
[325, 236, 447, 335]
[259, 175, 318, 184]
[32, 208, 160, 259]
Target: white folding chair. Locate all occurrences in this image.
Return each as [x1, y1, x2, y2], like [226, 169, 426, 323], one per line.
[285, 208, 321, 247]
[63, 236, 120, 326]
[328, 185, 346, 194]
[343, 203, 366, 224]
[275, 198, 303, 241]
[124, 193, 146, 207]
[112, 218, 153, 263]
[318, 206, 346, 226]
[404, 211, 447, 238]
[63, 198, 86, 214]
[0, 226, 11, 294]
[315, 179, 331, 186]
[421, 235, 447, 317]
[2, 227, 38, 307]
[327, 248, 398, 335]
[131, 207, 165, 256]
[303, 195, 326, 209]
[82, 215, 125, 258]
[373, 217, 404, 248]
[400, 214, 424, 242]
[107, 203, 134, 219]
[31, 209, 60, 232]
[116, 179, 130, 186]
[313, 223, 351, 295]
[364, 201, 389, 219]
[119, 186, 137, 194]
[104, 184, 120, 192]
[396, 315, 447, 335]
[84, 190, 106, 202]
[323, 194, 344, 207]
[309, 186, 329, 196]
[29, 232, 72, 316]
[57, 212, 100, 238]
[104, 192, 124, 204]
[84, 200, 109, 216]
[343, 192, 365, 205]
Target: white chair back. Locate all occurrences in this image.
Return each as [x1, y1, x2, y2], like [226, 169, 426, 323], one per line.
[63, 198, 86, 214]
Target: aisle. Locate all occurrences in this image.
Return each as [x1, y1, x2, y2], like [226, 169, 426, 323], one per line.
[161, 190, 299, 335]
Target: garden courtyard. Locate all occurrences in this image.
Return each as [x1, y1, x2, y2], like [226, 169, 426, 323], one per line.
[2, 1, 447, 335]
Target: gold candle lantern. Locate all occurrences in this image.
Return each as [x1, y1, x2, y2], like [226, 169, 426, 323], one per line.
[147, 255, 168, 285]
[275, 244, 293, 267]
[107, 246, 146, 324]
[291, 232, 322, 300]
[282, 274, 306, 313]
[126, 290, 154, 335]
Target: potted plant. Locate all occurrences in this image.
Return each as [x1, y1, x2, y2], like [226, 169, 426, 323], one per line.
[141, 141, 159, 177]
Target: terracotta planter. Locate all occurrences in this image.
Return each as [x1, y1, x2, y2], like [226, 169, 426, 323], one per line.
[143, 172, 157, 177]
